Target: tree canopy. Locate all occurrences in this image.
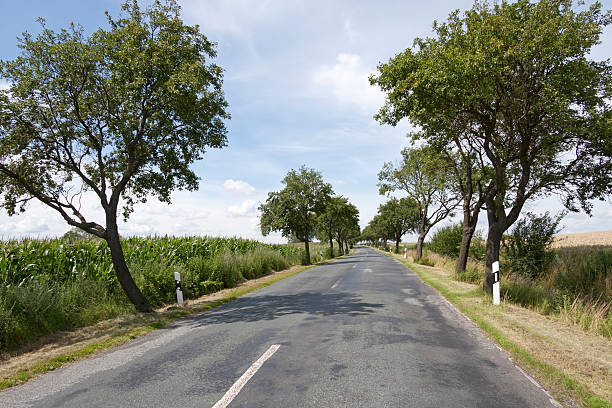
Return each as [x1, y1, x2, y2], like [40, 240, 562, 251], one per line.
[259, 165, 333, 264]
[376, 197, 419, 253]
[378, 145, 460, 259]
[371, 0, 611, 290]
[0, 0, 229, 311]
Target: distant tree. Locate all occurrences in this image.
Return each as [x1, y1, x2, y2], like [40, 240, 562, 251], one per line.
[359, 225, 377, 246]
[62, 227, 101, 241]
[333, 201, 360, 255]
[378, 145, 461, 260]
[315, 196, 350, 256]
[371, 0, 611, 291]
[366, 214, 390, 248]
[377, 197, 419, 253]
[0, 0, 229, 312]
[259, 166, 333, 264]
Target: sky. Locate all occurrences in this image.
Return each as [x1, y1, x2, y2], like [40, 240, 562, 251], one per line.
[0, 0, 610, 243]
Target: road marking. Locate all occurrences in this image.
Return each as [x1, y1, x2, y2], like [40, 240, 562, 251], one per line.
[363, 268, 372, 273]
[212, 344, 280, 408]
[352, 264, 356, 268]
[331, 279, 341, 289]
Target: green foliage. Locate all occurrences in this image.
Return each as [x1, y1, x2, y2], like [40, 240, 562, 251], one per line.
[454, 264, 482, 285]
[371, 0, 612, 286]
[377, 145, 460, 258]
[428, 223, 463, 257]
[259, 165, 333, 264]
[468, 236, 486, 262]
[376, 197, 419, 251]
[0, 0, 229, 220]
[503, 212, 563, 280]
[0, 0, 230, 311]
[0, 236, 273, 287]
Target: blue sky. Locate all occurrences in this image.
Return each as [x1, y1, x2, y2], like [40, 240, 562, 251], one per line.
[0, 0, 610, 242]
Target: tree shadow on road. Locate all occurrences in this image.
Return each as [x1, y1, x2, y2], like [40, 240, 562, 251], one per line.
[182, 292, 384, 327]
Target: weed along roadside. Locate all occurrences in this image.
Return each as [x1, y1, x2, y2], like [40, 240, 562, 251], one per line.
[375, 247, 612, 408]
[0, 250, 352, 392]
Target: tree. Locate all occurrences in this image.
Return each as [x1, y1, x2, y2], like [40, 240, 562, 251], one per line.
[371, 0, 611, 291]
[333, 201, 360, 255]
[315, 195, 350, 256]
[437, 133, 493, 274]
[259, 166, 332, 264]
[0, 0, 229, 312]
[377, 197, 419, 252]
[378, 145, 461, 260]
[62, 227, 101, 241]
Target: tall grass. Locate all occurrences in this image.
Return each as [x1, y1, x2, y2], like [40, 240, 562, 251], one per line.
[419, 243, 612, 338]
[0, 236, 326, 352]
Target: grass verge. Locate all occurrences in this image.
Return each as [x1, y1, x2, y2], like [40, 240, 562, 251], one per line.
[381, 249, 611, 408]
[0, 255, 343, 392]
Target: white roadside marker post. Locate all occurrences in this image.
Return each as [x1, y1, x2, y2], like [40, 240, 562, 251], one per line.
[404, 247, 407, 259]
[174, 271, 184, 305]
[492, 261, 500, 305]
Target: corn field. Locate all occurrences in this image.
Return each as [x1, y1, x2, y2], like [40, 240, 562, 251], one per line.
[0, 236, 301, 287]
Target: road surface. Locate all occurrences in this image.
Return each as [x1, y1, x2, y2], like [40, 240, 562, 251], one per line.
[0, 246, 558, 407]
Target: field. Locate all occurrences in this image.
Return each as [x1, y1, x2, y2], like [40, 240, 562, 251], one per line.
[0, 236, 334, 353]
[552, 230, 612, 248]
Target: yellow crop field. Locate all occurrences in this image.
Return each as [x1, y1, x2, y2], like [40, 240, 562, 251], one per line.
[552, 230, 612, 248]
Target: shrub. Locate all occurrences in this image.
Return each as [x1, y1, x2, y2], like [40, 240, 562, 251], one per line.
[428, 223, 463, 257]
[503, 212, 564, 280]
[468, 234, 486, 261]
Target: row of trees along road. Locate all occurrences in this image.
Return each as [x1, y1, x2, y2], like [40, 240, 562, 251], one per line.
[0, 0, 230, 312]
[361, 197, 419, 253]
[370, 0, 611, 292]
[258, 166, 360, 265]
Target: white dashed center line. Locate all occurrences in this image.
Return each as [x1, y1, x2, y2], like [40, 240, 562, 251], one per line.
[212, 344, 280, 408]
[331, 279, 341, 289]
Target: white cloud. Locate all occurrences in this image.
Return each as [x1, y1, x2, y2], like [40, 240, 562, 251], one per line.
[343, 18, 357, 42]
[223, 179, 256, 195]
[0, 80, 10, 91]
[228, 199, 257, 218]
[312, 53, 384, 113]
[181, 0, 296, 37]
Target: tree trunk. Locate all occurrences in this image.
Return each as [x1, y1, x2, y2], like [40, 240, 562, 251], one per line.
[304, 239, 311, 265]
[395, 237, 401, 253]
[105, 223, 152, 313]
[345, 241, 349, 253]
[455, 226, 475, 274]
[415, 232, 426, 260]
[338, 239, 343, 255]
[329, 237, 334, 257]
[484, 224, 504, 292]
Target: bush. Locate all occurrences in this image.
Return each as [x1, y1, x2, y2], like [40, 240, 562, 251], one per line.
[468, 234, 486, 261]
[428, 224, 463, 257]
[503, 212, 563, 280]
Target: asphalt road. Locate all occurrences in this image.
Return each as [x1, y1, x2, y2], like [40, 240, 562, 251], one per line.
[1, 246, 558, 407]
